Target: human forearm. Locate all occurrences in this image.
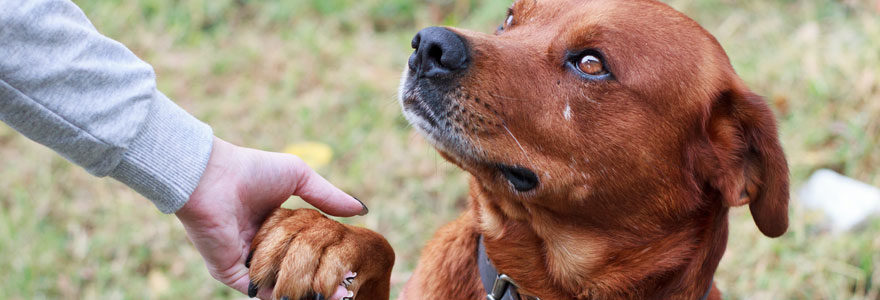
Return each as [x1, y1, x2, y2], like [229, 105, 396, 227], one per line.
[0, 0, 212, 213]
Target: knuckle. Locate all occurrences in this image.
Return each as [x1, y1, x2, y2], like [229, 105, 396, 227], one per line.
[287, 155, 311, 177]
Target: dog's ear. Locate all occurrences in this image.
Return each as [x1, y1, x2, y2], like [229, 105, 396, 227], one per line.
[703, 84, 789, 237]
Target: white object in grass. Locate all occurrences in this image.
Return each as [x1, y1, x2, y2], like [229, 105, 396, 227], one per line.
[799, 169, 880, 233]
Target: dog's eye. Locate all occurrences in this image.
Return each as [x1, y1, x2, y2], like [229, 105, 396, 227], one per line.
[577, 55, 606, 76]
[497, 9, 514, 33]
[567, 51, 613, 80]
[498, 14, 513, 32]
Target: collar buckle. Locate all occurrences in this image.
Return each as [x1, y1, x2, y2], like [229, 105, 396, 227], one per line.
[479, 235, 541, 300]
[488, 273, 540, 300]
[488, 274, 517, 300]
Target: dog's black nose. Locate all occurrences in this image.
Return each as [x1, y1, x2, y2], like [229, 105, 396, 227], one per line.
[409, 27, 469, 77]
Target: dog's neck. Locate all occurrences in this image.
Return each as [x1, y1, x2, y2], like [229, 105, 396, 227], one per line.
[469, 179, 726, 299]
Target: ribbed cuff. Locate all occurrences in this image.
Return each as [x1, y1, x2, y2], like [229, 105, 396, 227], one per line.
[109, 91, 213, 213]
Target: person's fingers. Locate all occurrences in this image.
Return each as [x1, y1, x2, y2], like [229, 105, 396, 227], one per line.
[287, 157, 367, 217]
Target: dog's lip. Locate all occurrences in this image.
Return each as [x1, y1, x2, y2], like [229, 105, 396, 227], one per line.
[399, 73, 505, 166]
[403, 93, 535, 178]
[401, 89, 486, 163]
[497, 163, 540, 192]
[402, 96, 440, 129]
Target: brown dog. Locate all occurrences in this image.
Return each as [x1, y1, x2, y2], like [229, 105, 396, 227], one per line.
[247, 0, 789, 299]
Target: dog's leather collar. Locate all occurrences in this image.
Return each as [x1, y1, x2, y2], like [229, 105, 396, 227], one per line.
[477, 235, 539, 300]
[477, 235, 714, 300]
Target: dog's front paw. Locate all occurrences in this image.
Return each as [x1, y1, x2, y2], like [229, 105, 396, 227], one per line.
[247, 208, 393, 300]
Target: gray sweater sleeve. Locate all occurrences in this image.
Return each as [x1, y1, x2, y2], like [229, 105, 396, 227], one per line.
[0, 0, 213, 213]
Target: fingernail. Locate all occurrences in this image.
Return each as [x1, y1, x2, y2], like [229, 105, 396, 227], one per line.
[245, 251, 254, 268]
[247, 281, 258, 298]
[354, 197, 368, 216]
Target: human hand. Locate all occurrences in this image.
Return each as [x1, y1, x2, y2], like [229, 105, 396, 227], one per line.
[174, 137, 367, 299]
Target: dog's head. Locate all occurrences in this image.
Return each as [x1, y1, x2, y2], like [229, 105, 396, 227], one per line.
[399, 0, 788, 238]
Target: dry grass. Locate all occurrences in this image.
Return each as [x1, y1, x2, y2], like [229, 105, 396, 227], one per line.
[0, 0, 877, 299]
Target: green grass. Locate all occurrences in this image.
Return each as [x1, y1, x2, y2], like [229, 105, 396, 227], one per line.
[1, 0, 878, 299]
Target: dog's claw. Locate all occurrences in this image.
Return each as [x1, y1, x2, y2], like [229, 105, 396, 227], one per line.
[297, 293, 323, 300]
[248, 209, 392, 300]
[245, 251, 254, 268]
[248, 281, 258, 298]
[343, 272, 357, 288]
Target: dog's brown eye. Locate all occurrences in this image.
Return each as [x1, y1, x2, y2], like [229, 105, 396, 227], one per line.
[498, 14, 513, 33]
[577, 55, 606, 75]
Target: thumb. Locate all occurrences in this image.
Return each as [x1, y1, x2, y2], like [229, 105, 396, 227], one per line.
[285, 155, 367, 217]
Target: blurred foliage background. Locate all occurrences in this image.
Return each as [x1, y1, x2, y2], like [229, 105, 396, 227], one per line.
[1, 0, 879, 299]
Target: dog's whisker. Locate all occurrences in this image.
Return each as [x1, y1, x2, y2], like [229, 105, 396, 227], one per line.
[471, 135, 488, 158]
[384, 96, 401, 108]
[489, 92, 527, 102]
[578, 90, 599, 105]
[500, 121, 535, 168]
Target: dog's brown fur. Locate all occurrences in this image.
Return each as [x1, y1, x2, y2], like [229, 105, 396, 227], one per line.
[248, 0, 789, 299]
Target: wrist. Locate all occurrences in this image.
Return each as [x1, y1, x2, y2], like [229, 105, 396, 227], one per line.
[109, 92, 214, 214]
[176, 137, 239, 221]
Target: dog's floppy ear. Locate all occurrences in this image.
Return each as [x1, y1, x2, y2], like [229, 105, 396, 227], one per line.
[704, 83, 790, 237]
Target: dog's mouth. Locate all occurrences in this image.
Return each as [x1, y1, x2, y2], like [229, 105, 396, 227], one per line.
[399, 70, 541, 193]
[399, 88, 440, 132]
[398, 68, 489, 162]
[497, 164, 540, 192]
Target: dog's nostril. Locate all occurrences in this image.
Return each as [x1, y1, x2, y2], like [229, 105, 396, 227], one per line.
[427, 44, 444, 65]
[411, 34, 420, 50]
[409, 26, 469, 77]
